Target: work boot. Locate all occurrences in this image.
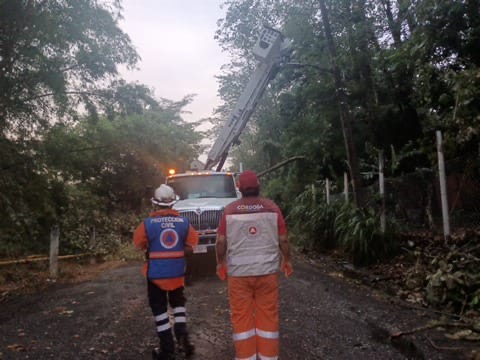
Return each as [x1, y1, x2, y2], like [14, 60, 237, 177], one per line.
[177, 334, 195, 357]
[152, 348, 176, 360]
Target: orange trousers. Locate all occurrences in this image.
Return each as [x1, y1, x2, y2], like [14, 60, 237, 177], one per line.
[228, 274, 279, 360]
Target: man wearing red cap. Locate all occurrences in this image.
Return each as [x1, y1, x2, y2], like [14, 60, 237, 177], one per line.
[216, 170, 293, 360]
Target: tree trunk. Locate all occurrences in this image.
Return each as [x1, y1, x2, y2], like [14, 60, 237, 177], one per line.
[318, 0, 364, 207]
[379, 0, 402, 47]
[346, 0, 379, 135]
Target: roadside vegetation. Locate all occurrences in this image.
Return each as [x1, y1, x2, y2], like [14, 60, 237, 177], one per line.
[0, 0, 202, 259]
[1, 0, 479, 342]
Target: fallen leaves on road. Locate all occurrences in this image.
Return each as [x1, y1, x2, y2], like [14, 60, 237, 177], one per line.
[0, 260, 126, 303]
[7, 343, 25, 352]
[54, 307, 74, 316]
[445, 329, 480, 341]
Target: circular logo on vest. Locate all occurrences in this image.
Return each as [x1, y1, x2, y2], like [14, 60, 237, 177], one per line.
[160, 229, 179, 249]
[243, 221, 261, 240]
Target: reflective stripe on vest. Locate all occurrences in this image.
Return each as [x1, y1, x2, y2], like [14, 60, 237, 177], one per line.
[144, 216, 189, 279]
[226, 212, 280, 277]
[149, 251, 184, 259]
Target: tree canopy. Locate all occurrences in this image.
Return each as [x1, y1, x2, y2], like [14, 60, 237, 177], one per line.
[215, 0, 480, 208]
[0, 1, 201, 256]
[0, 0, 158, 137]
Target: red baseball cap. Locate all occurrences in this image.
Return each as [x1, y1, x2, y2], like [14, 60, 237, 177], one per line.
[238, 170, 260, 191]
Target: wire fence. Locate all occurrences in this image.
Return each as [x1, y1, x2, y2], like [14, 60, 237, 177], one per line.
[325, 152, 480, 235]
[382, 156, 480, 231]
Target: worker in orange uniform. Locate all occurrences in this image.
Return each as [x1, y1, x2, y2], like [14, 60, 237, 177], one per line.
[216, 170, 293, 360]
[134, 184, 198, 360]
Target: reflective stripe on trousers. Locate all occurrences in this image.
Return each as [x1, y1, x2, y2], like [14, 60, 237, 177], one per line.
[173, 306, 186, 323]
[228, 274, 279, 359]
[235, 355, 257, 360]
[258, 354, 279, 360]
[234, 355, 278, 360]
[154, 311, 171, 332]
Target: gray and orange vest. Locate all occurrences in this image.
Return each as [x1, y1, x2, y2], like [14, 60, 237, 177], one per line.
[144, 215, 190, 279]
[225, 198, 281, 277]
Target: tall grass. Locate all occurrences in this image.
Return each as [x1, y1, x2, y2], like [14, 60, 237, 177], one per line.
[334, 204, 398, 265]
[288, 187, 399, 265]
[288, 187, 340, 252]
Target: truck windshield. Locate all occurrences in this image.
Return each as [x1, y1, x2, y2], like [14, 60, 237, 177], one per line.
[167, 175, 237, 200]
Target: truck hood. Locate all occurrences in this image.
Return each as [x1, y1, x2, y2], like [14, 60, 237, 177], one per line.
[173, 197, 237, 211]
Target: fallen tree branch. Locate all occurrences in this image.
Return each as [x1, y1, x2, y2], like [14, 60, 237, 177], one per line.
[426, 336, 470, 351]
[391, 321, 467, 338]
[0, 253, 91, 266]
[257, 156, 306, 178]
[389, 297, 462, 319]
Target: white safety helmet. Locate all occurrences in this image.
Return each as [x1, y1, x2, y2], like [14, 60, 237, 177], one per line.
[151, 184, 177, 207]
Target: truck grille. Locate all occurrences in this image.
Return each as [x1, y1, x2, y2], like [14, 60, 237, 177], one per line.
[179, 209, 223, 231]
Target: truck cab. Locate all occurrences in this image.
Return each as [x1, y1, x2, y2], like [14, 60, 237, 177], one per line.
[165, 170, 240, 254]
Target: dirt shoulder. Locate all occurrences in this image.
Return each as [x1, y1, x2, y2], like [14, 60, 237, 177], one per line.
[0, 258, 128, 303]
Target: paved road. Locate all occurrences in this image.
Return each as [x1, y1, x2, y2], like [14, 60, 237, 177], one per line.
[0, 254, 466, 359]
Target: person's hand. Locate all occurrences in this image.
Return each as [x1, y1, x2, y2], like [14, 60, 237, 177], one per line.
[280, 261, 293, 278]
[216, 263, 227, 280]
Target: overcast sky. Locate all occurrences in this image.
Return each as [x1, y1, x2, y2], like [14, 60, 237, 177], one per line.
[119, 0, 229, 123]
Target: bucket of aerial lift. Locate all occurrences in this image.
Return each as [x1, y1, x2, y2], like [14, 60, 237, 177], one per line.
[253, 25, 291, 61]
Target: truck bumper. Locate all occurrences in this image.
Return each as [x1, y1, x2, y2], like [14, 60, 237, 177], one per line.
[193, 233, 217, 254]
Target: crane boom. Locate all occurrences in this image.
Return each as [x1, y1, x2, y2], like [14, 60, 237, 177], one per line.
[204, 25, 291, 171]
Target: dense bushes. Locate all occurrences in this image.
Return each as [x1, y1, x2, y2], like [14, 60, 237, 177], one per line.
[334, 205, 398, 265]
[287, 187, 339, 252]
[288, 186, 399, 265]
[424, 234, 480, 312]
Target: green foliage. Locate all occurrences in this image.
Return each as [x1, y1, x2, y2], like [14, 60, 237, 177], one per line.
[0, 104, 200, 257]
[0, 138, 64, 256]
[0, 1, 201, 258]
[216, 0, 480, 187]
[334, 203, 398, 265]
[60, 210, 142, 256]
[288, 186, 340, 252]
[105, 241, 143, 262]
[214, 0, 480, 270]
[288, 183, 399, 264]
[261, 177, 285, 207]
[471, 289, 480, 312]
[0, 0, 146, 136]
[426, 253, 480, 312]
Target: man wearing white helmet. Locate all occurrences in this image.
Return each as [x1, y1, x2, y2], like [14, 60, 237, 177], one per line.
[134, 184, 198, 360]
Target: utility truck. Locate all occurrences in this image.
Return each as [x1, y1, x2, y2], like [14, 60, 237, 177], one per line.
[166, 25, 291, 254]
[166, 169, 239, 254]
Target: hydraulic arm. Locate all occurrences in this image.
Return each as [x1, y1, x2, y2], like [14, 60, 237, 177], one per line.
[204, 25, 291, 171]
